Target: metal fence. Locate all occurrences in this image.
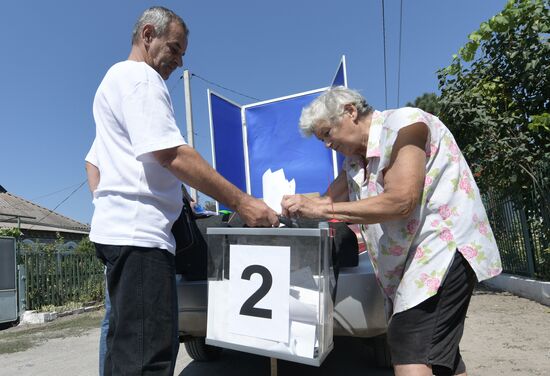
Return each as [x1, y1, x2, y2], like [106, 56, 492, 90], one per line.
[484, 183, 550, 280]
[18, 251, 104, 310]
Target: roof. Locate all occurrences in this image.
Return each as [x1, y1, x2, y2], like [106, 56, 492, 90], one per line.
[0, 189, 90, 235]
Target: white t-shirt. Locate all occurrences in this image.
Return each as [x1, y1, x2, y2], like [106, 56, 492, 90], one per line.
[86, 61, 186, 254]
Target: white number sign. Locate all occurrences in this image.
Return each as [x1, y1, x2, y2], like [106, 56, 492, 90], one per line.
[228, 244, 290, 342]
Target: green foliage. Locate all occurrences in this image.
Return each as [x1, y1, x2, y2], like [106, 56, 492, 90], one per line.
[16, 235, 103, 309]
[18, 232, 68, 254]
[484, 188, 549, 280]
[42, 233, 66, 254]
[21, 252, 104, 310]
[405, 93, 442, 117]
[0, 227, 22, 238]
[529, 113, 550, 132]
[18, 235, 94, 255]
[436, 0, 550, 280]
[74, 236, 95, 255]
[437, 0, 550, 195]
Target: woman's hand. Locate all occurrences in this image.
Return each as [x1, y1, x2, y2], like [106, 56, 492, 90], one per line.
[280, 194, 329, 219]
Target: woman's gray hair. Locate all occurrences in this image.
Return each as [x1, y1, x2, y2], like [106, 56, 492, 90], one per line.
[132, 6, 189, 44]
[299, 86, 373, 137]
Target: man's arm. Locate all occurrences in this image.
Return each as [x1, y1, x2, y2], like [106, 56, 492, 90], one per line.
[153, 145, 279, 227]
[85, 161, 100, 194]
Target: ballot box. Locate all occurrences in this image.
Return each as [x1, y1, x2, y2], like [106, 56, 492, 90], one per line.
[205, 224, 334, 366]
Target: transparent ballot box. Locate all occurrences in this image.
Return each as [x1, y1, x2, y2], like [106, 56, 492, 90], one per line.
[205, 224, 334, 366]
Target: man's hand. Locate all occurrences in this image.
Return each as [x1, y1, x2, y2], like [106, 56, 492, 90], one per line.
[236, 196, 280, 227]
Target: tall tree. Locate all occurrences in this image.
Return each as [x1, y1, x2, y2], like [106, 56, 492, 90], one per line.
[405, 93, 442, 117]
[437, 0, 549, 195]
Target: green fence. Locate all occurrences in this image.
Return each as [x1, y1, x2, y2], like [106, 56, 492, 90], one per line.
[484, 183, 550, 281]
[18, 251, 105, 310]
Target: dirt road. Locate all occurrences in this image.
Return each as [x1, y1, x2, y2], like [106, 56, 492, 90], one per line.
[460, 286, 550, 375]
[0, 285, 548, 375]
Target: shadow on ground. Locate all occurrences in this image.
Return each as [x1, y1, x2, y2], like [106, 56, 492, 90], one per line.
[177, 337, 394, 376]
[472, 282, 511, 296]
[0, 322, 17, 332]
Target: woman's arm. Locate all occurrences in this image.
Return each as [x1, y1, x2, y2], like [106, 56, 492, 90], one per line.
[323, 170, 349, 203]
[281, 122, 428, 223]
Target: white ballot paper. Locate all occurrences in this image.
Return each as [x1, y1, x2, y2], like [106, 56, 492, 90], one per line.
[262, 168, 295, 213]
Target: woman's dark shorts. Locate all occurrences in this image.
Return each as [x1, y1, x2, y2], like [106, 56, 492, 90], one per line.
[387, 251, 476, 376]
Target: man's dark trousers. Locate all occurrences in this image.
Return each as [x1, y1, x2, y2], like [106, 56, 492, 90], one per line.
[95, 244, 179, 376]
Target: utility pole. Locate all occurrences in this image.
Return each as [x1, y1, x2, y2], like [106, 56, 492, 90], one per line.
[183, 70, 197, 202]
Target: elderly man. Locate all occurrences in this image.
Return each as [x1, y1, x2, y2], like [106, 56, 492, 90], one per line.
[85, 6, 278, 375]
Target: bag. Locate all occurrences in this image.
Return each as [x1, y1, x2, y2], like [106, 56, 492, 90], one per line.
[278, 218, 359, 269]
[329, 221, 359, 269]
[172, 197, 209, 280]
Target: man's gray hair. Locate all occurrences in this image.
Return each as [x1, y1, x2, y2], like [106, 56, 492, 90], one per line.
[132, 6, 189, 44]
[299, 86, 373, 137]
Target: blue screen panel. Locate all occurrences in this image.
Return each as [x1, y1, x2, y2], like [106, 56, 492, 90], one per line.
[245, 91, 335, 199]
[210, 93, 245, 210]
[332, 58, 347, 168]
[332, 62, 345, 87]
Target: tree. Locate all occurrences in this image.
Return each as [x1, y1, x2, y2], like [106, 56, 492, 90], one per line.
[437, 0, 549, 195]
[74, 236, 95, 255]
[0, 227, 22, 238]
[405, 93, 442, 117]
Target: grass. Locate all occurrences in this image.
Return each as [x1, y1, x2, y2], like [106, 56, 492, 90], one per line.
[0, 309, 104, 354]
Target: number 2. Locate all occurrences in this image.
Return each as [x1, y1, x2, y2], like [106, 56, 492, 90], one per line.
[239, 264, 273, 319]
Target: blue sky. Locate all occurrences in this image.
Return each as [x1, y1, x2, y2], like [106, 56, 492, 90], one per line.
[0, 0, 507, 225]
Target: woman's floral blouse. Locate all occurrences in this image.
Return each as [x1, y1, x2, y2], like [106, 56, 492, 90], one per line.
[343, 108, 502, 318]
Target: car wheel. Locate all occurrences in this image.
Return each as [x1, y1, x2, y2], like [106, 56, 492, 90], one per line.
[367, 334, 392, 368]
[183, 336, 222, 361]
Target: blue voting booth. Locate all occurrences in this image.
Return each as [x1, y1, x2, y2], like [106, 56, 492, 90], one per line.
[208, 56, 348, 210]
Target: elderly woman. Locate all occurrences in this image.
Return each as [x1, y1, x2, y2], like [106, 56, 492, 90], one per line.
[281, 86, 502, 376]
